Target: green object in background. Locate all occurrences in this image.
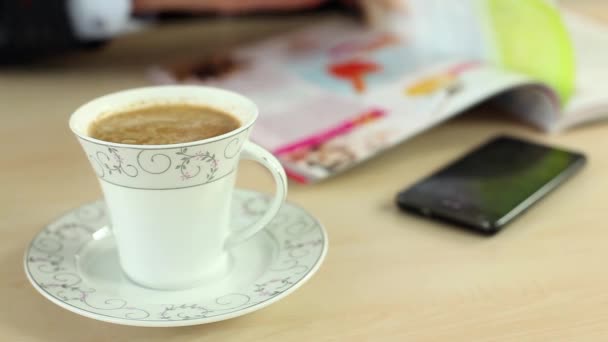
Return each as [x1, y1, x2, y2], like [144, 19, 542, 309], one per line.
[485, 0, 576, 104]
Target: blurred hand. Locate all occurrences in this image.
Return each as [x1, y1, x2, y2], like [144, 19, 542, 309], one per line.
[133, 0, 330, 14]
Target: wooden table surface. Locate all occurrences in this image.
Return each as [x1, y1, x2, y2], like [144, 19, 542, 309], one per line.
[2, 2, 608, 341]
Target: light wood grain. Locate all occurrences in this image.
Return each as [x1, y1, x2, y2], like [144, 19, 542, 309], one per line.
[2, 2, 608, 341]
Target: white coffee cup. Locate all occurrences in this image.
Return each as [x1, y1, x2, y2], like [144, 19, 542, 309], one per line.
[69, 86, 287, 290]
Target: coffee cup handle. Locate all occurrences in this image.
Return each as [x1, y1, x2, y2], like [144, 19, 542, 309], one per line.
[224, 141, 288, 250]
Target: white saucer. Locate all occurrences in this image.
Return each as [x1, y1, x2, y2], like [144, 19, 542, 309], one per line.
[24, 189, 327, 327]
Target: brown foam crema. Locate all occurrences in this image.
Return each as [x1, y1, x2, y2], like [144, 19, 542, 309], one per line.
[88, 104, 241, 145]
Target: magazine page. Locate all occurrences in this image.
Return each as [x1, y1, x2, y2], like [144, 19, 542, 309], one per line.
[556, 11, 608, 131]
[489, 83, 561, 132]
[450, 9, 608, 134]
[150, 18, 541, 183]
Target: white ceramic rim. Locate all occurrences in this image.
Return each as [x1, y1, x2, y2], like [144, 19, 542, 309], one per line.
[69, 85, 259, 150]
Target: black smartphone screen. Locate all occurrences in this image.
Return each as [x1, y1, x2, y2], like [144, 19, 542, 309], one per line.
[396, 136, 586, 233]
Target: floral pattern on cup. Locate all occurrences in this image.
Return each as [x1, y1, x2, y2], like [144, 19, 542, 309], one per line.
[78, 132, 249, 190]
[25, 189, 326, 324]
[174, 147, 218, 181]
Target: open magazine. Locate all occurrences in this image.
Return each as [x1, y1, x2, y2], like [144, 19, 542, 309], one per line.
[149, 11, 608, 184]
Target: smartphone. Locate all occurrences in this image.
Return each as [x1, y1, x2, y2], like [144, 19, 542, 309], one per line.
[396, 135, 586, 234]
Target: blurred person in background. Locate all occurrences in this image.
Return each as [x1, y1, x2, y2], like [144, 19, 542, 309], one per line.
[0, 0, 401, 63]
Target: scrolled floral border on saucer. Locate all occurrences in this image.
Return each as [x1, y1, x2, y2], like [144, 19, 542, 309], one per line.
[25, 189, 327, 324]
